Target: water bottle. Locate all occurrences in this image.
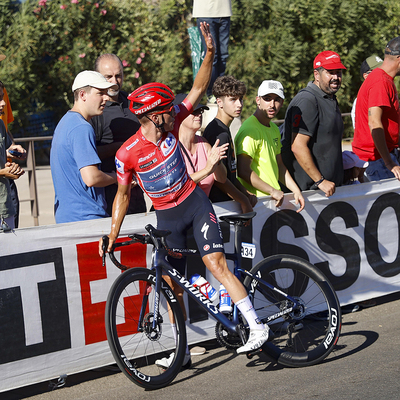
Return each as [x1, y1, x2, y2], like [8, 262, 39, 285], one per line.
[190, 274, 218, 302]
[219, 284, 232, 313]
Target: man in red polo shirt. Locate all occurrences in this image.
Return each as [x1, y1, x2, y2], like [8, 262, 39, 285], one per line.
[353, 36, 400, 181]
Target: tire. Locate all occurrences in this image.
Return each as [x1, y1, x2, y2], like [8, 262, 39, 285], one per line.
[243, 255, 341, 367]
[105, 267, 186, 389]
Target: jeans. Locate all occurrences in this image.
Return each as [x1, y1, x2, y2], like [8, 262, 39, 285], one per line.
[365, 153, 398, 181]
[197, 17, 230, 97]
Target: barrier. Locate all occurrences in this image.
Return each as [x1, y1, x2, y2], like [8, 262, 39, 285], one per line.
[1, 179, 400, 392]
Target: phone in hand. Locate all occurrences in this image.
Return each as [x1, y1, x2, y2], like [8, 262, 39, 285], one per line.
[8, 149, 25, 158]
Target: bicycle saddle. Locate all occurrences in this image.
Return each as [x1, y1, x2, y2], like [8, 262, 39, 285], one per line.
[219, 211, 256, 225]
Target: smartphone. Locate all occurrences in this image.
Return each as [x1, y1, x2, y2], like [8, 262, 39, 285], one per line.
[8, 149, 24, 158]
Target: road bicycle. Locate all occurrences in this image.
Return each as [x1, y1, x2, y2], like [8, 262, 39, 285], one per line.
[102, 211, 341, 390]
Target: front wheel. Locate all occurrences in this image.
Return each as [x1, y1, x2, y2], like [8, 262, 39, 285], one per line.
[105, 267, 186, 389]
[243, 255, 341, 367]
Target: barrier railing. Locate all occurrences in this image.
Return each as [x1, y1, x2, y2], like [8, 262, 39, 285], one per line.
[14, 136, 53, 226]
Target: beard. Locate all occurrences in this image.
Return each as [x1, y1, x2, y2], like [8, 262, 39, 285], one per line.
[108, 88, 120, 97]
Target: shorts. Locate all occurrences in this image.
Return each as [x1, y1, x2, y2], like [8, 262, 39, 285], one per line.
[155, 186, 224, 274]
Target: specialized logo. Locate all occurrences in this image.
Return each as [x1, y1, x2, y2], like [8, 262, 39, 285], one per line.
[115, 157, 125, 174]
[201, 222, 209, 240]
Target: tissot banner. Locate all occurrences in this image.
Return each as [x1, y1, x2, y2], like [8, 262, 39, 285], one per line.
[1, 179, 400, 392]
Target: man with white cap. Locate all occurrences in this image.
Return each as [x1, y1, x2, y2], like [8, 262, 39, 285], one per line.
[235, 80, 304, 212]
[50, 71, 118, 223]
[282, 51, 347, 197]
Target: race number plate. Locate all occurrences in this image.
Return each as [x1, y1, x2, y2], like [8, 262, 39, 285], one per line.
[241, 243, 256, 259]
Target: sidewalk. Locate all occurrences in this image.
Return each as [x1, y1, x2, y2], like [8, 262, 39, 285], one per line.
[16, 166, 56, 228]
[15, 140, 354, 228]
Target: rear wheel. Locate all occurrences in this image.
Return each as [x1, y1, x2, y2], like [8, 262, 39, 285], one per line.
[105, 267, 186, 389]
[243, 255, 341, 367]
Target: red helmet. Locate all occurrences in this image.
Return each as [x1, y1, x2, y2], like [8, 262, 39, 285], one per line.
[128, 82, 175, 116]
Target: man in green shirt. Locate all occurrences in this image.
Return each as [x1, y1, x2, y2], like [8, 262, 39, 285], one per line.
[235, 80, 304, 212]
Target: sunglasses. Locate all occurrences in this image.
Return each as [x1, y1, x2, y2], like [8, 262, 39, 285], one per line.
[192, 108, 205, 116]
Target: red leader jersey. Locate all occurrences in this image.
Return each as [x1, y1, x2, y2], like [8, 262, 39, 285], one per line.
[353, 68, 400, 161]
[115, 98, 196, 210]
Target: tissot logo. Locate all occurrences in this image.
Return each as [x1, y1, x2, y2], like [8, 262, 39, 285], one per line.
[0, 248, 70, 364]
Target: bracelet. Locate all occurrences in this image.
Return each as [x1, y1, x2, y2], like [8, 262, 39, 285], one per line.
[314, 175, 325, 187]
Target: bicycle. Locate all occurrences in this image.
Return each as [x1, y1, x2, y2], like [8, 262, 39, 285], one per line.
[102, 211, 341, 390]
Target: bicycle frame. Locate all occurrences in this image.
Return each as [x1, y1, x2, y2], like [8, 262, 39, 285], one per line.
[139, 236, 302, 337]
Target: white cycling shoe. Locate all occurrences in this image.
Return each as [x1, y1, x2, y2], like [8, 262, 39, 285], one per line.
[155, 352, 192, 369]
[237, 325, 271, 354]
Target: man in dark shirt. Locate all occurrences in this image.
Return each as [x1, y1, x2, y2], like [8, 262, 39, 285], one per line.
[203, 75, 256, 212]
[91, 53, 146, 215]
[281, 51, 346, 197]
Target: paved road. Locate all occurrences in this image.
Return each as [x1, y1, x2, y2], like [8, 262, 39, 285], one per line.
[4, 292, 400, 400]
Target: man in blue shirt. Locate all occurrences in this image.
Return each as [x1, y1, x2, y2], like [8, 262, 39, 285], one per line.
[50, 71, 118, 223]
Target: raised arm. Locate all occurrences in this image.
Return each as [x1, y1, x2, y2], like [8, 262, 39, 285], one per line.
[186, 22, 215, 109]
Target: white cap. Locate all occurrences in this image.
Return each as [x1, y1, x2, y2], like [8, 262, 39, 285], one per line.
[258, 80, 285, 99]
[72, 70, 118, 92]
[342, 151, 369, 170]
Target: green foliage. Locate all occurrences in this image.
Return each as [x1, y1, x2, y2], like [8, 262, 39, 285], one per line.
[1, 0, 400, 139]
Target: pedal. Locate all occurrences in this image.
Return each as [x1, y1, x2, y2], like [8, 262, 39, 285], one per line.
[246, 348, 262, 359]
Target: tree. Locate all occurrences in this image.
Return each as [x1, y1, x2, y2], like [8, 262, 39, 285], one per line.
[1, 0, 400, 139]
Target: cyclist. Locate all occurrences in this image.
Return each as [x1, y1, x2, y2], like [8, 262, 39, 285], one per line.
[99, 22, 270, 367]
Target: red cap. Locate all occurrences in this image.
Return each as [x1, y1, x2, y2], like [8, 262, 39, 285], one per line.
[313, 51, 346, 70]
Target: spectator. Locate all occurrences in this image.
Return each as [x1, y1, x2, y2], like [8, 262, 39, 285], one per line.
[352, 36, 400, 182]
[193, 0, 232, 103]
[0, 52, 26, 228]
[281, 51, 347, 197]
[50, 71, 118, 223]
[235, 80, 305, 212]
[351, 54, 383, 128]
[342, 150, 368, 185]
[175, 92, 228, 196]
[100, 23, 271, 369]
[91, 53, 146, 216]
[203, 75, 257, 213]
[0, 81, 25, 230]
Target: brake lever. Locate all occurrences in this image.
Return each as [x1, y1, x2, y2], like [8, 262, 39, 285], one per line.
[102, 235, 109, 267]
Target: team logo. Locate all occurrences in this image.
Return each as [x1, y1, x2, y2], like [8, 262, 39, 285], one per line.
[203, 244, 210, 251]
[160, 133, 176, 156]
[293, 114, 301, 128]
[201, 222, 209, 240]
[115, 157, 125, 174]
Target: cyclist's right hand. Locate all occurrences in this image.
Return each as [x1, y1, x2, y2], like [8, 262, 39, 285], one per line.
[99, 235, 115, 257]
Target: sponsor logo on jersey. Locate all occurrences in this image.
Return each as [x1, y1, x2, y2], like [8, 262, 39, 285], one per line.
[115, 157, 125, 174]
[126, 138, 139, 150]
[213, 243, 223, 249]
[203, 244, 210, 251]
[201, 222, 209, 240]
[160, 133, 176, 156]
[139, 150, 156, 163]
[139, 158, 157, 169]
